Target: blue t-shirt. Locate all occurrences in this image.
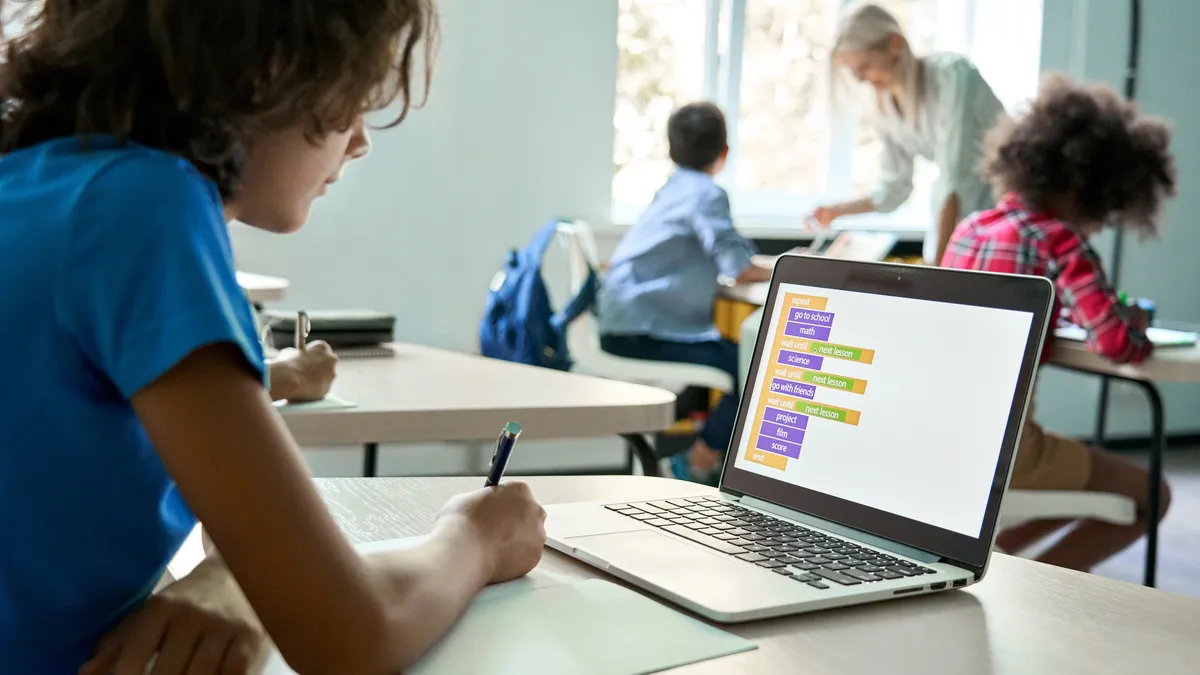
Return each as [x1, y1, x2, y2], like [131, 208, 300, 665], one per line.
[0, 137, 264, 673]
[599, 168, 756, 342]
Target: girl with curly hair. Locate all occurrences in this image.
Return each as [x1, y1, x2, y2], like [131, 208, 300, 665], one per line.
[942, 73, 1176, 573]
[0, 1, 546, 673]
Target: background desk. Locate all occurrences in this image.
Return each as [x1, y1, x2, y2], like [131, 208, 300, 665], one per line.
[237, 271, 290, 305]
[280, 343, 676, 476]
[1046, 339, 1200, 587]
[313, 475, 1200, 675]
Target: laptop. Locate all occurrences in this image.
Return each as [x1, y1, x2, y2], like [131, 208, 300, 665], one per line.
[545, 256, 1054, 622]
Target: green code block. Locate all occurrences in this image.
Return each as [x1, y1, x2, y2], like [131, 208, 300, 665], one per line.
[798, 402, 861, 426]
[800, 369, 867, 394]
[809, 342, 863, 361]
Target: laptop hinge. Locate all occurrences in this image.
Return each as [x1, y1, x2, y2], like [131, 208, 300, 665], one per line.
[738, 496, 940, 564]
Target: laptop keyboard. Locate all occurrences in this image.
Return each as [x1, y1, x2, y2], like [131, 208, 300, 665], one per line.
[604, 497, 937, 590]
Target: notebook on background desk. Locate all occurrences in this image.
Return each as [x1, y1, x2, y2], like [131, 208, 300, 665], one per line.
[254, 536, 754, 675]
[772, 231, 898, 263]
[273, 394, 357, 411]
[1055, 324, 1198, 347]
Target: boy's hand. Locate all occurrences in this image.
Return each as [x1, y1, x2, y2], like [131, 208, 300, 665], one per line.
[268, 340, 338, 402]
[437, 482, 547, 584]
[81, 558, 265, 675]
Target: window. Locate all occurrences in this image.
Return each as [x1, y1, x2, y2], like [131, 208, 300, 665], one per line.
[612, 0, 1042, 232]
[613, 0, 708, 206]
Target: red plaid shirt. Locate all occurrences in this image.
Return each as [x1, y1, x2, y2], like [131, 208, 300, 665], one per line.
[941, 193, 1152, 364]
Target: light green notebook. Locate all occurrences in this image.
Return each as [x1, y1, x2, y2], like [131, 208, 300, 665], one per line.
[257, 537, 755, 675]
[273, 393, 357, 411]
[1055, 324, 1198, 347]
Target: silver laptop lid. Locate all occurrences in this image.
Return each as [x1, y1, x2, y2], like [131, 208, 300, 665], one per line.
[720, 257, 1054, 569]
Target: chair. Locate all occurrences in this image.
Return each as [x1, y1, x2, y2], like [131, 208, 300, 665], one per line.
[555, 221, 735, 393]
[554, 221, 736, 473]
[736, 309, 1137, 549]
[998, 490, 1137, 529]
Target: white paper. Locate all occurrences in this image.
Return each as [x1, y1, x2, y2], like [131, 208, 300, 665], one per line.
[255, 536, 755, 675]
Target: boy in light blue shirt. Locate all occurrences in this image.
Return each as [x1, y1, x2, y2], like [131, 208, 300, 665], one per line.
[600, 102, 771, 483]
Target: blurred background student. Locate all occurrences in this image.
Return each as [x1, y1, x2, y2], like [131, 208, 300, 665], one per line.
[600, 102, 771, 484]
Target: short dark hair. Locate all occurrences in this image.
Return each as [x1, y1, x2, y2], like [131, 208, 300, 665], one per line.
[981, 73, 1176, 233]
[0, 0, 439, 199]
[668, 102, 727, 171]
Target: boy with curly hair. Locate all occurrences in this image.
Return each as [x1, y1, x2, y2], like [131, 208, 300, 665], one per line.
[0, 1, 546, 673]
[941, 73, 1176, 572]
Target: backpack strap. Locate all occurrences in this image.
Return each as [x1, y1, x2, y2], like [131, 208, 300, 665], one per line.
[551, 266, 598, 331]
[522, 218, 565, 263]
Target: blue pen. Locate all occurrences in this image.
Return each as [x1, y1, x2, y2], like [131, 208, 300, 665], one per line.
[485, 422, 522, 487]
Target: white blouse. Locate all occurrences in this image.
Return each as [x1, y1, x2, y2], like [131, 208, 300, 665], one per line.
[868, 53, 1006, 263]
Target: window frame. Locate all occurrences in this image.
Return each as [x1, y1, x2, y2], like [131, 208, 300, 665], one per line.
[611, 0, 1022, 240]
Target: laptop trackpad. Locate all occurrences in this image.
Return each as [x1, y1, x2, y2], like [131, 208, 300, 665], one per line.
[569, 529, 732, 570]
[567, 530, 803, 614]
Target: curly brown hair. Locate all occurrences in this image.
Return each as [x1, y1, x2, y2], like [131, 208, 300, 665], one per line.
[980, 73, 1176, 233]
[0, 0, 438, 198]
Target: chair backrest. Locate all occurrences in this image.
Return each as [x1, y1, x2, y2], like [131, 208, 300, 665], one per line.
[554, 221, 605, 367]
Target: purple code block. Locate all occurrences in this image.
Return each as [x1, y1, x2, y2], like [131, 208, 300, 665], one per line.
[768, 378, 816, 400]
[788, 308, 835, 325]
[776, 350, 824, 370]
[784, 321, 832, 341]
[756, 434, 802, 459]
[760, 421, 805, 444]
[763, 406, 808, 430]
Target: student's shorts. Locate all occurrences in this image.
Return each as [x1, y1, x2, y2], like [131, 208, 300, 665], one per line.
[1010, 419, 1094, 491]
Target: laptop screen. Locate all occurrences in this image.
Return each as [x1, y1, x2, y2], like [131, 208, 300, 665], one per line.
[721, 259, 1051, 567]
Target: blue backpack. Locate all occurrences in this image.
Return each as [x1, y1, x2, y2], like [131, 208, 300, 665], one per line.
[480, 219, 598, 370]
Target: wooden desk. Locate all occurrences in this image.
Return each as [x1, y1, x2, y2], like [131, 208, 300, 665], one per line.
[1047, 338, 1200, 587]
[237, 271, 290, 304]
[312, 475, 1200, 675]
[279, 343, 676, 477]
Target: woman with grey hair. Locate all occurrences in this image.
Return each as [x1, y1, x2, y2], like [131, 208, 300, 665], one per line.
[809, 2, 1005, 264]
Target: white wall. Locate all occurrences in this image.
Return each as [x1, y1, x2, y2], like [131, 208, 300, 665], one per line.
[236, 0, 1200, 476]
[1035, 0, 1200, 439]
[232, 0, 627, 475]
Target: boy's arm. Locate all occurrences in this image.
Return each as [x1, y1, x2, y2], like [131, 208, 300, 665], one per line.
[1050, 231, 1152, 364]
[693, 187, 758, 283]
[62, 159, 544, 675]
[127, 346, 544, 675]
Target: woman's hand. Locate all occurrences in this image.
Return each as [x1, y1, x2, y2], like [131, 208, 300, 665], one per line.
[808, 206, 842, 229]
[81, 558, 265, 675]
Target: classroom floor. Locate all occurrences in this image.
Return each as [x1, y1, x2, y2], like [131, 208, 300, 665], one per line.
[1090, 447, 1200, 598]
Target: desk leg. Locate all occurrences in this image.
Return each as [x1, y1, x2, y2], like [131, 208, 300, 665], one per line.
[363, 443, 380, 478]
[1128, 380, 1165, 588]
[1094, 375, 1110, 448]
[620, 434, 660, 477]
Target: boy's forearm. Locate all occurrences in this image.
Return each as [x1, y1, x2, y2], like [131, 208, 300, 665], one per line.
[186, 522, 493, 675]
[368, 518, 494, 671]
[735, 259, 773, 284]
